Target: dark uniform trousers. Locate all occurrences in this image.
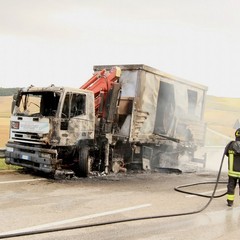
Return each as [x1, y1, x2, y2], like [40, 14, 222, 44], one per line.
[225, 142, 240, 204]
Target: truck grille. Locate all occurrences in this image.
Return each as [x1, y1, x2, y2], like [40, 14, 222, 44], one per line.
[12, 131, 45, 144]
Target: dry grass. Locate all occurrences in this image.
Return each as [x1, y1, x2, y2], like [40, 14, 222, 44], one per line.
[0, 96, 11, 147]
[0, 118, 10, 147]
[205, 96, 240, 144]
[0, 96, 12, 117]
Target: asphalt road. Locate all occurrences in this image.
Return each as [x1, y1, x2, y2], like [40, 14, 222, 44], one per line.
[0, 169, 239, 240]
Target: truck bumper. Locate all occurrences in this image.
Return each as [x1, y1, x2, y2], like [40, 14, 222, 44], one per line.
[5, 143, 58, 173]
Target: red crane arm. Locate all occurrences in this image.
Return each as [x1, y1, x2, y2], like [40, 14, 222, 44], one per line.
[80, 67, 121, 116]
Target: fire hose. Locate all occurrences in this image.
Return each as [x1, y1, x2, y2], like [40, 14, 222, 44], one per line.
[0, 151, 227, 239]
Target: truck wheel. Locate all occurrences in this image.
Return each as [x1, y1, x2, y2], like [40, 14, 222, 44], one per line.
[76, 147, 90, 177]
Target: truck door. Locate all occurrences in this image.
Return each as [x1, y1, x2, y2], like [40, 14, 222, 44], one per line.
[60, 92, 94, 145]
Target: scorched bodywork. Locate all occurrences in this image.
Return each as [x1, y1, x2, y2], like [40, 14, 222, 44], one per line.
[5, 65, 208, 176]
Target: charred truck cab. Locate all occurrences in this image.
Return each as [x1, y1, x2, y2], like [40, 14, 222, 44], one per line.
[5, 65, 208, 177]
[5, 85, 95, 176]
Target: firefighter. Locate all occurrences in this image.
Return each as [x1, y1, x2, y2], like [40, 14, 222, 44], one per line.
[225, 128, 240, 207]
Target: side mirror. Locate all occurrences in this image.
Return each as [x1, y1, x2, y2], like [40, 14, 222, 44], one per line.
[11, 93, 18, 114]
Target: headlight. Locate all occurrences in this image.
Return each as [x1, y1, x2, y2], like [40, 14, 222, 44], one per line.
[11, 121, 20, 129]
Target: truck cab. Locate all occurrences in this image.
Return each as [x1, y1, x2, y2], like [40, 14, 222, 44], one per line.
[5, 85, 95, 175]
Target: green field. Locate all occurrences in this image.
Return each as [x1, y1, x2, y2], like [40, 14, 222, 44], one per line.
[0, 158, 20, 170]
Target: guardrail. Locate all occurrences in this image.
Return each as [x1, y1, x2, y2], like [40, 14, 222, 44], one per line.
[0, 148, 6, 158]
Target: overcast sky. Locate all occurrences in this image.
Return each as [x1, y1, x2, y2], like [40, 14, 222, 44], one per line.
[0, 0, 239, 97]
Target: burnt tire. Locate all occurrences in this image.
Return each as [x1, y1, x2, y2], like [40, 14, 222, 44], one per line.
[75, 147, 89, 177]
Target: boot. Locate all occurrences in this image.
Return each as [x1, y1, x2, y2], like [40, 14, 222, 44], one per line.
[227, 200, 233, 207]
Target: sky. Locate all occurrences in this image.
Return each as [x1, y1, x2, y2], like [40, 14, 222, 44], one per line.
[0, 0, 239, 97]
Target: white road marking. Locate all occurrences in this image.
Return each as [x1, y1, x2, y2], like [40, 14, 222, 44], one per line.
[0, 178, 46, 184]
[0, 204, 151, 236]
[185, 188, 226, 198]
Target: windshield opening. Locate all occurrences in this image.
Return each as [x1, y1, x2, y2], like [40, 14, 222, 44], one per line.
[15, 92, 60, 117]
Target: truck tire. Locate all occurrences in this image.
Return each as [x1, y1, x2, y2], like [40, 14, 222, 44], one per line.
[76, 147, 89, 177]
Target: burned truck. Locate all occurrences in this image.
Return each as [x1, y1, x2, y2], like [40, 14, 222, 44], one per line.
[5, 64, 207, 176]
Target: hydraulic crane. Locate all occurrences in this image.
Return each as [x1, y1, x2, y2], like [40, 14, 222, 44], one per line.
[80, 67, 122, 134]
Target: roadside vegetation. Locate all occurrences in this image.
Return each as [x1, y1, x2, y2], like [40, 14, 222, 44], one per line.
[0, 158, 20, 170]
[0, 87, 19, 96]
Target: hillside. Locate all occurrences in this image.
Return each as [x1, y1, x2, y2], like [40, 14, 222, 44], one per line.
[0, 88, 19, 96]
[205, 96, 240, 146]
[0, 95, 240, 147]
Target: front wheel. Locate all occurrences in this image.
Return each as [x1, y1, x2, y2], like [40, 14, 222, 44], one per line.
[75, 147, 90, 177]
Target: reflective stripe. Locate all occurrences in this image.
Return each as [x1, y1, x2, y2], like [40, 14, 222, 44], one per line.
[227, 194, 235, 201]
[228, 172, 240, 178]
[229, 151, 234, 172]
[228, 151, 240, 177]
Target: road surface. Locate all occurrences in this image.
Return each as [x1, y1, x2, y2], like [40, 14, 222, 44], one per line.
[0, 170, 239, 240]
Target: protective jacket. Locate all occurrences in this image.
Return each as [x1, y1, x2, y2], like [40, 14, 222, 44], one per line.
[225, 141, 240, 177]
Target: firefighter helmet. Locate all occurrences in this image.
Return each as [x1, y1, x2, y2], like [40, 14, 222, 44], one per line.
[235, 128, 240, 138]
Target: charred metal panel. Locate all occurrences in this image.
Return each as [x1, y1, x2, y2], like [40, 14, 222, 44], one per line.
[119, 70, 138, 97]
[58, 91, 95, 146]
[5, 142, 58, 173]
[10, 116, 50, 145]
[94, 64, 207, 146]
[103, 83, 121, 133]
[133, 70, 159, 138]
[118, 98, 134, 115]
[59, 118, 94, 146]
[142, 146, 153, 170]
[154, 81, 175, 136]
